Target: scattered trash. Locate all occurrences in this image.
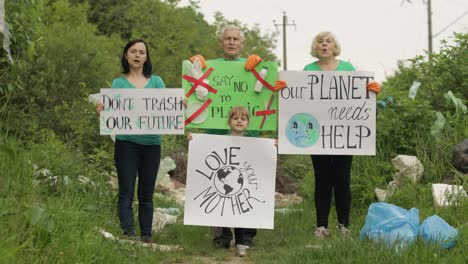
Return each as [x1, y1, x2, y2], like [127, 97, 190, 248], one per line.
[419, 215, 459, 249]
[158, 207, 180, 215]
[444, 91, 467, 114]
[0, 0, 13, 63]
[156, 157, 176, 188]
[374, 188, 390, 202]
[152, 208, 180, 232]
[32, 167, 59, 187]
[108, 175, 118, 190]
[377, 96, 395, 108]
[430, 112, 446, 139]
[99, 228, 183, 251]
[408, 81, 421, 99]
[375, 155, 424, 202]
[391, 155, 424, 184]
[432, 184, 466, 207]
[274, 192, 303, 207]
[31, 205, 55, 233]
[359, 202, 419, 251]
[156, 171, 186, 206]
[78, 175, 96, 186]
[360, 203, 460, 250]
[88, 93, 100, 105]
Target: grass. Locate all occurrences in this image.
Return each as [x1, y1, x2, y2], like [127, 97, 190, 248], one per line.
[1, 127, 467, 263]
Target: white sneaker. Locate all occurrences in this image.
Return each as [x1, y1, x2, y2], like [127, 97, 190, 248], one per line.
[235, 244, 249, 257]
[314, 226, 330, 239]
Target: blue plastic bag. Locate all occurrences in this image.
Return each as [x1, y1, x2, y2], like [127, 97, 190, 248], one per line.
[359, 203, 419, 250]
[419, 215, 459, 249]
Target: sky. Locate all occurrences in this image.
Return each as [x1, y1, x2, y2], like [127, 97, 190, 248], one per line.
[178, 0, 468, 83]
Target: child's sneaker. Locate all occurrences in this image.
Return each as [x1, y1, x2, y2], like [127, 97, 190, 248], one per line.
[235, 244, 249, 257]
[314, 226, 330, 239]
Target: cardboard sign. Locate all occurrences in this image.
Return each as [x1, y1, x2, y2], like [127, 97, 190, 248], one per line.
[184, 134, 277, 229]
[99, 88, 184, 135]
[278, 71, 376, 155]
[182, 61, 279, 131]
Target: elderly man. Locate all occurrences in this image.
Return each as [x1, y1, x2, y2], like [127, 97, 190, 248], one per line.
[190, 25, 285, 136]
[187, 25, 284, 257]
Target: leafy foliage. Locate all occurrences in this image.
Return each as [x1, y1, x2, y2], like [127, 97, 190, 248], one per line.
[0, 1, 466, 262]
[382, 33, 467, 110]
[1, 0, 278, 150]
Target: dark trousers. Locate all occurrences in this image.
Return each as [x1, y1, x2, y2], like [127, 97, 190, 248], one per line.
[311, 155, 352, 228]
[215, 227, 257, 246]
[114, 139, 161, 238]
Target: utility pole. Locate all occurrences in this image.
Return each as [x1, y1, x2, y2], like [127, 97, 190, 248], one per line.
[427, 0, 433, 55]
[402, 0, 433, 56]
[273, 12, 296, 70]
[403, 0, 468, 57]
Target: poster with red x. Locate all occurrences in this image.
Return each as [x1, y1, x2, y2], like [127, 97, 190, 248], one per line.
[182, 60, 279, 131]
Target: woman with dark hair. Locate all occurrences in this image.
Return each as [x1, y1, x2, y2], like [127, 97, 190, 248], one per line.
[97, 39, 165, 243]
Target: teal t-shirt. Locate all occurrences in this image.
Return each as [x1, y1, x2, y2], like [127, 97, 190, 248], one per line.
[113, 75, 166, 145]
[303, 60, 356, 71]
[204, 57, 259, 137]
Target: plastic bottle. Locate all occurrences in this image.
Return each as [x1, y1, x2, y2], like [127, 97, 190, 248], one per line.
[254, 67, 268, 93]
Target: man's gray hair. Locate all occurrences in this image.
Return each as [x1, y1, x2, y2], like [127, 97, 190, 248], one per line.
[218, 25, 245, 41]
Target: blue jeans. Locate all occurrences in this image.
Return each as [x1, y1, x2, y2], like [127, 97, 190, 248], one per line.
[114, 139, 161, 238]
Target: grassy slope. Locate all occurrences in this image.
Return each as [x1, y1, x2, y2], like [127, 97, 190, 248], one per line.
[1, 133, 467, 264]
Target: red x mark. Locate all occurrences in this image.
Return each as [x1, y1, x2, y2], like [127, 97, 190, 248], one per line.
[183, 67, 217, 97]
[251, 68, 276, 92]
[250, 68, 279, 129]
[185, 99, 212, 126]
[255, 94, 276, 129]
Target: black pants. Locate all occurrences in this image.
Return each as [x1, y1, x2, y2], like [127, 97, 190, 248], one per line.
[214, 227, 257, 246]
[114, 139, 161, 239]
[311, 155, 352, 228]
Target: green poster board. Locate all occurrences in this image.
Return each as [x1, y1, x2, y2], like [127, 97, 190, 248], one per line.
[182, 60, 278, 131]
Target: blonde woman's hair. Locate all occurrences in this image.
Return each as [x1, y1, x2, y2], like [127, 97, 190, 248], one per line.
[310, 31, 341, 58]
[228, 106, 250, 125]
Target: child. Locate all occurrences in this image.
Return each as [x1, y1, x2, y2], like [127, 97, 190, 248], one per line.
[187, 106, 276, 257]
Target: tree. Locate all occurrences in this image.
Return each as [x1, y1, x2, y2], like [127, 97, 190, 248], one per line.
[70, 0, 133, 39]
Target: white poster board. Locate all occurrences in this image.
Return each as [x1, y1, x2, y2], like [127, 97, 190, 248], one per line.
[184, 134, 277, 229]
[99, 88, 184, 135]
[278, 71, 376, 155]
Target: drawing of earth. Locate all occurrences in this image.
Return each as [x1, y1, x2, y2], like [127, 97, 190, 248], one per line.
[286, 113, 320, 148]
[213, 165, 244, 196]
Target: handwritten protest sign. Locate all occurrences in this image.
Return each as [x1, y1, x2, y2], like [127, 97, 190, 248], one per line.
[278, 71, 376, 155]
[99, 88, 184, 135]
[184, 134, 277, 229]
[182, 61, 278, 131]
